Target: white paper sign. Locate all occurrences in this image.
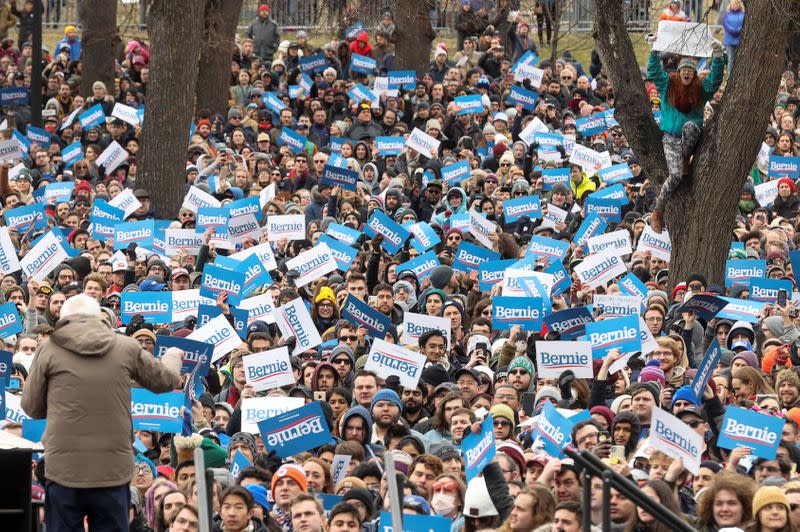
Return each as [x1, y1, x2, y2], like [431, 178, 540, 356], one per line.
[0, 227, 21, 275]
[405, 127, 440, 159]
[164, 229, 204, 255]
[587, 229, 632, 257]
[285, 243, 337, 287]
[330, 455, 352, 488]
[21, 231, 68, 281]
[243, 346, 296, 392]
[109, 250, 128, 272]
[276, 297, 323, 355]
[171, 289, 214, 323]
[227, 214, 262, 243]
[653, 21, 714, 58]
[754, 180, 779, 208]
[3, 391, 30, 426]
[573, 250, 628, 289]
[230, 243, 278, 272]
[96, 141, 129, 173]
[609, 351, 639, 375]
[541, 203, 567, 229]
[569, 144, 609, 174]
[241, 396, 304, 433]
[187, 314, 242, 363]
[365, 338, 426, 388]
[636, 226, 672, 262]
[182, 185, 222, 214]
[266, 214, 306, 242]
[0, 139, 22, 162]
[514, 64, 544, 88]
[536, 341, 593, 378]
[108, 188, 142, 219]
[519, 117, 549, 147]
[237, 292, 277, 325]
[401, 312, 451, 350]
[469, 208, 496, 249]
[593, 295, 641, 318]
[111, 102, 141, 126]
[502, 269, 554, 297]
[650, 407, 703, 475]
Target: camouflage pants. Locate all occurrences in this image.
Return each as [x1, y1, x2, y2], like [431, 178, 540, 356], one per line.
[657, 121, 701, 209]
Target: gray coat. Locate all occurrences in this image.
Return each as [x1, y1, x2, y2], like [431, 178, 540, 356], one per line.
[246, 16, 280, 61]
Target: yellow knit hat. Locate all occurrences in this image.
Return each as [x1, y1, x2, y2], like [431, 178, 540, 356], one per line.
[752, 486, 789, 517]
[315, 286, 336, 305]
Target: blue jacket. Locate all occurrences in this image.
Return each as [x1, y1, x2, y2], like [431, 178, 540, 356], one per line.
[722, 9, 744, 46]
[647, 50, 724, 137]
[56, 36, 81, 61]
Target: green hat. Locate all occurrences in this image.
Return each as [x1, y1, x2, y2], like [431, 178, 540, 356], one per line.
[508, 355, 533, 376]
[677, 57, 697, 72]
[201, 437, 228, 468]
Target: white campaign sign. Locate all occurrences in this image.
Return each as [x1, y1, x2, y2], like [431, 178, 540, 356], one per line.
[266, 214, 306, 242]
[164, 229, 204, 255]
[0, 139, 22, 162]
[650, 407, 703, 475]
[365, 338, 426, 388]
[241, 397, 304, 433]
[653, 21, 715, 58]
[111, 103, 141, 126]
[587, 229, 632, 257]
[21, 231, 68, 281]
[0, 227, 21, 275]
[574, 250, 627, 289]
[182, 185, 222, 213]
[541, 203, 567, 229]
[593, 295, 641, 318]
[536, 341, 593, 378]
[109, 188, 142, 219]
[285, 243, 337, 287]
[171, 289, 214, 323]
[754, 180, 779, 208]
[230, 243, 278, 272]
[519, 117, 550, 147]
[469, 209, 496, 249]
[401, 312, 451, 350]
[187, 314, 241, 363]
[514, 64, 544, 88]
[237, 292, 277, 325]
[227, 214, 261, 243]
[502, 269, 553, 297]
[405, 127, 440, 159]
[96, 140, 129, 173]
[276, 297, 322, 355]
[3, 391, 30, 426]
[636, 226, 672, 262]
[243, 346, 296, 392]
[569, 144, 609, 174]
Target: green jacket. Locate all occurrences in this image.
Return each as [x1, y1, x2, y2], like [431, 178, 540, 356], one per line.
[647, 50, 725, 136]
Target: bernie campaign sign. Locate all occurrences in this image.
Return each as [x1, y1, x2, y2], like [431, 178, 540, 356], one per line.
[536, 341, 593, 378]
[462, 415, 496, 482]
[503, 195, 542, 223]
[674, 293, 728, 321]
[717, 406, 785, 460]
[492, 296, 544, 331]
[0, 302, 23, 339]
[366, 339, 426, 389]
[689, 339, 722, 403]
[154, 336, 213, 376]
[341, 294, 392, 338]
[397, 250, 440, 280]
[453, 241, 499, 272]
[585, 315, 640, 358]
[120, 292, 173, 325]
[535, 402, 572, 457]
[130, 389, 184, 433]
[257, 401, 332, 458]
[725, 259, 766, 287]
[364, 210, 410, 254]
[243, 346, 295, 392]
[543, 307, 593, 341]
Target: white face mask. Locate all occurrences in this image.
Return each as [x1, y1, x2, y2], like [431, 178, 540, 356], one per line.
[431, 492, 457, 515]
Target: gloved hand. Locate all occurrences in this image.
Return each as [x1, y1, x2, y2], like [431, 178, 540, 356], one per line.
[125, 243, 138, 263]
[125, 314, 145, 336]
[712, 39, 724, 58]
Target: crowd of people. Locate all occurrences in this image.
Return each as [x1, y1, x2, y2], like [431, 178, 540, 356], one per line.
[2, 1, 800, 532]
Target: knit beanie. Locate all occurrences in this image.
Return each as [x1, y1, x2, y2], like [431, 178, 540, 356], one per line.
[132, 328, 157, 343]
[610, 394, 632, 414]
[335, 476, 367, 494]
[764, 316, 787, 339]
[229, 432, 258, 460]
[315, 286, 336, 305]
[778, 177, 796, 194]
[753, 486, 789, 517]
[776, 368, 800, 394]
[508, 355, 534, 376]
[685, 272, 707, 288]
[201, 438, 228, 468]
[638, 359, 666, 389]
[671, 385, 699, 408]
[490, 404, 515, 428]
[590, 405, 614, 427]
[343, 488, 374, 515]
[271, 464, 308, 493]
[370, 388, 403, 411]
[429, 265, 455, 290]
[731, 350, 759, 370]
[535, 386, 562, 406]
[630, 382, 660, 406]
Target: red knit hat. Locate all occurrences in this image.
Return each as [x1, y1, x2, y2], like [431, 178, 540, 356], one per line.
[778, 177, 796, 194]
[258, 3, 270, 13]
[671, 282, 687, 300]
[762, 345, 792, 374]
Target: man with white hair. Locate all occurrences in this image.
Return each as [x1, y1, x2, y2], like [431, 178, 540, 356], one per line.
[22, 294, 183, 531]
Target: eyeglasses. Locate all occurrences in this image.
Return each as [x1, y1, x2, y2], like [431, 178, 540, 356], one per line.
[332, 358, 351, 365]
[432, 480, 459, 491]
[339, 335, 358, 342]
[481, 309, 492, 316]
[685, 419, 703, 428]
[509, 369, 528, 376]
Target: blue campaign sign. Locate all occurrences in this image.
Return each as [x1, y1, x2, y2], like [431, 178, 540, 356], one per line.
[4, 202, 46, 232]
[114, 220, 155, 250]
[768, 155, 800, 180]
[329, 136, 349, 153]
[375, 136, 405, 156]
[543, 307, 593, 341]
[504, 194, 542, 222]
[364, 210, 410, 254]
[263, 92, 286, 113]
[318, 234, 358, 271]
[675, 293, 729, 321]
[716, 296, 765, 323]
[718, 406, 785, 460]
[341, 294, 392, 338]
[585, 196, 622, 223]
[0, 349, 12, 385]
[198, 304, 248, 339]
[278, 128, 307, 153]
[441, 159, 470, 186]
[200, 263, 246, 306]
[288, 85, 302, 99]
[387, 70, 416, 90]
[535, 402, 573, 457]
[791, 250, 800, 290]
[617, 272, 648, 301]
[492, 295, 544, 331]
[319, 494, 343, 511]
[690, 339, 722, 403]
[454, 94, 483, 115]
[300, 53, 326, 73]
[479, 259, 516, 291]
[589, 183, 629, 205]
[236, 254, 273, 297]
[0, 302, 23, 338]
[131, 389, 184, 433]
[379, 513, 450, 532]
[121, 292, 173, 325]
[542, 168, 570, 190]
[725, 259, 766, 287]
[409, 221, 440, 253]
[0, 87, 28, 105]
[347, 83, 376, 104]
[453, 241, 499, 272]
[61, 140, 83, 168]
[598, 163, 634, 184]
[462, 415, 496, 483]
[195, 207, 230, 234]
[26, 125, 51, 147]
[585, 315, 640, 358]
[44, 181, 74, 203]
[321, 164, 358, 191]
[526, 235, 569, 261]
[534, 132, 566, 148]
[327, 223, 360, 245]
[78, 103, 106, 129]
[228, 196, 263, 222]
[12, 129, 30, 153]
[22, 418, 47, 443]
[573, 212, 608, 248]
[154, 335, 213, 376]
[345, 21, 364, 40]
[397, 250, 440, 280]
[749, 277, 792, 304]
[513, 50, 539, 70]
[506, 84, 538, 110]
[328, 153, 348, 169]
[545, 260, 573, 296]
[576, 114, 608, 137]
[258, 401, 332, 457]
[229, 450, 253, 478]
[351, 53, 376, 74]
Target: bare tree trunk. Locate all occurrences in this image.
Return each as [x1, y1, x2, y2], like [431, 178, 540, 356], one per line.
[79, 0, 118, 97]
[549, 0, 563, 63]
[138, 0, 204, 219]
[592, 0, 795, 287]
[195, 0, 244, 117]
[394, 0, 436, 72]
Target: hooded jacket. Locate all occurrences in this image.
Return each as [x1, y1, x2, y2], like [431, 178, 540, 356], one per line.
[311, 361, 343, 391]
[611, 410, 641, 459]
[21, 314, 181, 488]
[349, 31, 373, 57]
[340, 405, 374, 447]
[433, 187, 468, 226]
[726, 320, 755, 349]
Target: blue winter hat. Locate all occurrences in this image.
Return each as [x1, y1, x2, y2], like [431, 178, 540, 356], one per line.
[134, 453, 157, 477]
[244, 484, 270, 511]
[370, 388, 403, 412]
[671, 385, 699, 409]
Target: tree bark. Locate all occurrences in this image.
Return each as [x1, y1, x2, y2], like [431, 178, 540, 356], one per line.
[592, 0, 795, 288]
[79, 0, 118, 98]
[195, 0, 244, 117]
[394, 0, 436, 73]
[549, 0, 563, 63]
[138, 0, 204, 219]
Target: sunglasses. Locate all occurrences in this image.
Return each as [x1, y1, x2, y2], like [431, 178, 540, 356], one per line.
[339, 335, 358, 342]
[332, 358, 351, 365]
[685, 419, 703, 428]
[493, 419, 511, 428]
[500, 163, 511, 167]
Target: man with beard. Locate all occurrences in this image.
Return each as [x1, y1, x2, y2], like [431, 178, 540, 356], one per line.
[777, 369, 800, 409]
[372, 283, 403, 325]
[401, 382, 430, 427]
[507, 356, 534, 394]
[369, 389, 403, 445]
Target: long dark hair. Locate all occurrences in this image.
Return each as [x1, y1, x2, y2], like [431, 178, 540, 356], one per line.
[625, 480, 684, 532]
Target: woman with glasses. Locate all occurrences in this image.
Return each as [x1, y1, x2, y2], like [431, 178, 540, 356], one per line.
[731, 366, 775, 406]
[311, 286, 340, 336]
[431, 473, 466, 529]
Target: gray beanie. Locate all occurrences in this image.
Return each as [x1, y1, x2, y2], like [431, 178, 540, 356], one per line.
[429, 265, 455, 290]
